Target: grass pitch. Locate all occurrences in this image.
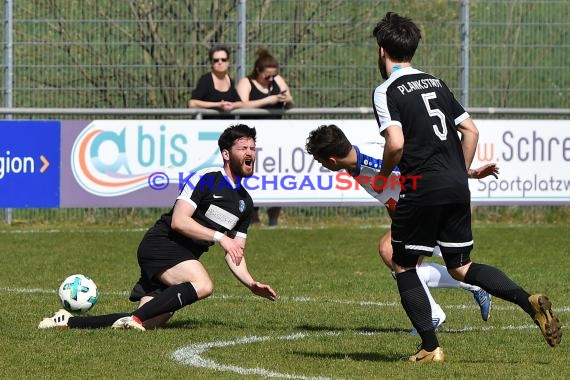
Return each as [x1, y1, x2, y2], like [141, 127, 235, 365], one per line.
[0, 223, 568, 379]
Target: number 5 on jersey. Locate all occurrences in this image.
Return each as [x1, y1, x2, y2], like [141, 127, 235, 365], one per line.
[421, 92, 448, 141]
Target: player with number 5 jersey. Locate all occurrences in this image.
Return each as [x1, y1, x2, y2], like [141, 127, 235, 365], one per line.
[371, 12, 561, 362]
[373, 67, 470, 206]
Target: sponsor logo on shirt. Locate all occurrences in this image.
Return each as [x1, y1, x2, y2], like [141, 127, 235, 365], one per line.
[205, 204, 239, 230]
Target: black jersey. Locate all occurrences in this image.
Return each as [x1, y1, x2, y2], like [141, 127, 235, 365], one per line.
[190, 73, 241, 119]
[372, 66, 470, 205]
[191, 73, 241, 103]
[149, 167, 254, 255]
[245, 78, 284, 119]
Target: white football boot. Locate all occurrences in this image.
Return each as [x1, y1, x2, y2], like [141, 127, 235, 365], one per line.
[38, 309, 73, 329]
[111, 315, 146, 331]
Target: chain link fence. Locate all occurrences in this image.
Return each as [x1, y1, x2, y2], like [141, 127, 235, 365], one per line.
[4, 0, 569, 110]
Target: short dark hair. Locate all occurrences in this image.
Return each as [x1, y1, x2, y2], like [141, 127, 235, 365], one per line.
[218, 124, 257, 152]
[305, 124, 352, 159]
[208, 45, 230, 61]
[372, 12, 421, 62]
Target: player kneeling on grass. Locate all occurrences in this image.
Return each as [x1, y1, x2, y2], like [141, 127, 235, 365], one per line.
[306, 124, 495, 334]
[39, 124, 277, 331]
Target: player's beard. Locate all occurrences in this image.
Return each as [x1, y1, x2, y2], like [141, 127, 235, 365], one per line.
[229, 154, 255, 179]
[378, 55, 388, 80]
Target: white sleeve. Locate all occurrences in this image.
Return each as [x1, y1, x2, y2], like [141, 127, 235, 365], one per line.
[373, 86, 402, 135]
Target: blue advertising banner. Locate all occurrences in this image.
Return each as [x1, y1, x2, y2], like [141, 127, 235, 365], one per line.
[0, 120, 60, 207]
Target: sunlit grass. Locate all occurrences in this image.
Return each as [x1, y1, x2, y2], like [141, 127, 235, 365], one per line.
[0, 224, 568, 379]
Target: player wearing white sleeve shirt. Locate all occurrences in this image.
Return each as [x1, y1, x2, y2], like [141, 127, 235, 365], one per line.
[39, 124, 277, 331]
[306, 124, 495, 335]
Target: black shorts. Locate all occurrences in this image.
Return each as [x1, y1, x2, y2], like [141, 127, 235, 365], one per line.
[129, 230, 201, 302]
[391, 202, 473, 269]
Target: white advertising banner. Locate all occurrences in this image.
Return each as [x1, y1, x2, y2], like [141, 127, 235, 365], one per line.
[468, 119, 570, 204]
[66, 119, 570, 207]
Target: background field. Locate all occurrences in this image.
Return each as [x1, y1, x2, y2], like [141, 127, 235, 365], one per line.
[0, 222, 568, 379]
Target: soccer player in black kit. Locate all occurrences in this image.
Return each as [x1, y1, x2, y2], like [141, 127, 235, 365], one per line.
[372, 12, 561, 361]
[39, 124, 277, 330]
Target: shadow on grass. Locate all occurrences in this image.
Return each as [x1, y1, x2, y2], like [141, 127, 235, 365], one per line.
[161, 318, 227, 329]
[291, 350, 396, 362]
[296, 323, 408, 334]
[291, 324, 415, 362]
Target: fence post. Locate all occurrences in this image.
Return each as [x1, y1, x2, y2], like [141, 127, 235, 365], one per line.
[236, 0, 246, 81]
[459, 0, 470, 107]
[3, 0, 13, 224]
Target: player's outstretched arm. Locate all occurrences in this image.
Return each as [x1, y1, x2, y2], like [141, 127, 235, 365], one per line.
[468, 163, 499, 179]
[224, 242, 277, 301]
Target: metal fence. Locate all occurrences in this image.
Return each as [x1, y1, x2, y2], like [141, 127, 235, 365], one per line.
[2, 0, 569, 111]
[2, 0, 569, 225]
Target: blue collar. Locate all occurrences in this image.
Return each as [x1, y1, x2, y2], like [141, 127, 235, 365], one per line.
[389, 65, 402, 77]
[350, 145, 362, 176]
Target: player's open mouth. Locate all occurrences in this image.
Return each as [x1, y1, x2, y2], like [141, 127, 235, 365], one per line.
[244, 159, 253, 168]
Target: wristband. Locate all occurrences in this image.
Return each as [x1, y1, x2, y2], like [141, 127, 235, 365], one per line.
[213, 231, 224, 242]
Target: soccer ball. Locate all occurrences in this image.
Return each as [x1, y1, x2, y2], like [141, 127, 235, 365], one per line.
[58, 274, 99, 312]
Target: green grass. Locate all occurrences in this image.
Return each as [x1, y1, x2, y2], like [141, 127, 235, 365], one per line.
[0, 224, 568, 379]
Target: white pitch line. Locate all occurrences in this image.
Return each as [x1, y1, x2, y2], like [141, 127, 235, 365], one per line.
[440, 324, 537, 333]
[0, 224, 542, 235]
[172, 325, 537, 378]
[172, 332, 338, 380]
[2, 286, 570, 313]
[0, 287, 129, 296]
[0, 227, 147, 234]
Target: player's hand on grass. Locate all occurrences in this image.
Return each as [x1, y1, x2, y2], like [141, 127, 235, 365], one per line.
[250, 281, 277, 301]
[469, 163, 499, 179]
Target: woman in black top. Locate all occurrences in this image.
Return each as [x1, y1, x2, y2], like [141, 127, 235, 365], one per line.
[236, 48, 294, 119]
[236, 49, 294, 225]
[189, 46, 242, 119]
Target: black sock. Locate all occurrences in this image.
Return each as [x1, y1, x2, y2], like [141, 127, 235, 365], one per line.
[68, 313, 130, 329]
[133, 282, 198, 322]
[464, 263, 533, 315]
[396, 270, 439, 351]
